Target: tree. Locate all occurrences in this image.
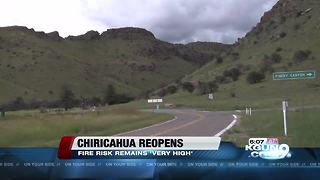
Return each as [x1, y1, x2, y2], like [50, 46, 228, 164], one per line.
[103, 85, 134, 105]
[259, 59, 274, 73]
[60, 87, 76, 111]
[104, 85, 117, 105]
[139, 90, 151, 99]
[215, 75, 227, 84]
[115, 94, 134, 104]
[198, 81, 219, 95]
[13, 97, 25, 110]
[247, 71, 265, 84]
[182, 82, 195, 93]
[90, 97, 102, 106]
[229, 68, 241, 81]
[198, 82, 209, 95]
[157, 89, 167, 97]
[223, 67, 241, 81]
[0, 105, 5, 117]
[208, 81, 219, 93]
[167, 85, 178, 94]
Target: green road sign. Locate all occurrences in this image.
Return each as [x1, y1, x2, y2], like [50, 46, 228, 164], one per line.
[273, 70, 316, 80]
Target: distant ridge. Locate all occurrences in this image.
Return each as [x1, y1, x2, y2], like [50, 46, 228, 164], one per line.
[0, 25, 230, 103]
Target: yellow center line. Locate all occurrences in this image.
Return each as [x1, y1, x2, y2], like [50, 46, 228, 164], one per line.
[151, 112, 205, 136]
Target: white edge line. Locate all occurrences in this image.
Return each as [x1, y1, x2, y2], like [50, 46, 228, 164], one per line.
[214, 114, 238, 137]
[114, 116, 178, 136]
[200, 111, 211, 113]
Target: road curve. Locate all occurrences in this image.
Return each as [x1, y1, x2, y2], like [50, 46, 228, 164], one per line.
[117, 109, 237, 136]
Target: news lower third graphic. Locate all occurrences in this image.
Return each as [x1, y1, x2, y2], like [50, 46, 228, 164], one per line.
[58, 136, 221, 159]
[1, 136, 320, 179]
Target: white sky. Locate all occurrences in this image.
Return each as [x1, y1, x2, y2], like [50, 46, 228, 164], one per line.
[0, 0, 278, 43]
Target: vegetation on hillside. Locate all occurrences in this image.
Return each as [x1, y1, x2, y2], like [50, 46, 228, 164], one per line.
[0, 26, 230, 105]
[0, 84, 133, 112]
[183, 0, 320, 108]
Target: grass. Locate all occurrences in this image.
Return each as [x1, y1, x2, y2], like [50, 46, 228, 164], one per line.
[122, 83, 320, 111]
[0, 107, 173, 147]
[223, 108, 320, 147]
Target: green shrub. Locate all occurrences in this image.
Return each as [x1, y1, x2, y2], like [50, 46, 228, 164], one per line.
[215, 76, 229, 84]
[293, 24, 300, 30]
[216, 57, 223, 64]
[231, 52, 240, 61]
[276, 47, 282, 52]
[247, 71, 265, 84]
[167, 85, 178, 94]
[293, 50, 311, 63]
[279, 32, 287, 38]
[270, 53, 282, 63]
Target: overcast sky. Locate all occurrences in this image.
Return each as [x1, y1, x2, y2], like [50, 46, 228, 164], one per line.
[0, 0, 278, 44]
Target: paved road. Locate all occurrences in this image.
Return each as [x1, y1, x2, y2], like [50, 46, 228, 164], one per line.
[117, 109, 237, 136]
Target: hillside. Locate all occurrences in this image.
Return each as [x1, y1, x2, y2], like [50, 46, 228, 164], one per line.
[182, 0, 320, 108]
[0, 26, 230, 104]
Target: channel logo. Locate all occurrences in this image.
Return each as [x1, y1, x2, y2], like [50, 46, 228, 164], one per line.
[245, 138, 291, 160]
